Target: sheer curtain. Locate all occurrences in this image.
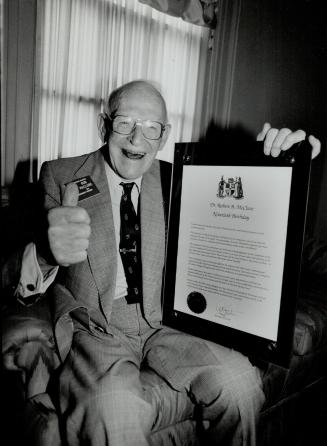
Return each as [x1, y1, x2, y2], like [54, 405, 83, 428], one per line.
[33, 0, 210, 170]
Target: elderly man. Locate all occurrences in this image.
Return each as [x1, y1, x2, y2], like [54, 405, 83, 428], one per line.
[8, 80, 320, 446]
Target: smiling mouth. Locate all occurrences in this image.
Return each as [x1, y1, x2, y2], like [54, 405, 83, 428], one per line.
[122, 148, 146, 160]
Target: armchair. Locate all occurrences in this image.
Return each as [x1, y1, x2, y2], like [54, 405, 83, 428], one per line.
[2, 237, 327, 446]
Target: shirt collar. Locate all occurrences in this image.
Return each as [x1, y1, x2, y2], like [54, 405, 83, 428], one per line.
[105, 162, 142, 194]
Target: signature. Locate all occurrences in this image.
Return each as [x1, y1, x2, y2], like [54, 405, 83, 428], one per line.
[215, 306, 234, 319]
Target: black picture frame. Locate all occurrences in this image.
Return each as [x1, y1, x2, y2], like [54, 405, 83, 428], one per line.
[162, 140, 312, 368]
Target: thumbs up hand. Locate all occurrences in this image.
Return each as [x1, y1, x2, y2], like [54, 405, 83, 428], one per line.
[47, 183, 91, 266]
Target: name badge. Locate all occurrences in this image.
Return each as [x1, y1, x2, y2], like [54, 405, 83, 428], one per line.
[71, 176, 100, 201]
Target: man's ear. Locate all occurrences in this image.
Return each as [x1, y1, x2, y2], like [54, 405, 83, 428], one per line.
[98, 112, 111, 143]
[159, 123, 171, 150]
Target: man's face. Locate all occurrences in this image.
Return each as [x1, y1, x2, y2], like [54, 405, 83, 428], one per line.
[107, 87, 170, 180]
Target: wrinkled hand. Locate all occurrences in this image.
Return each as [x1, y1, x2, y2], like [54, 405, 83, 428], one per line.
[257, 122, 321, 159]
[48, 182, 91, 266]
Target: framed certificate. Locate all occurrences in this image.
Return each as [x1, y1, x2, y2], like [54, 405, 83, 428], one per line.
[162, 140, 312, 367]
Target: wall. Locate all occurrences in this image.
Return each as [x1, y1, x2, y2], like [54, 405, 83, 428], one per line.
[228, 0, 327, 239]
[2, 0, 37, 186]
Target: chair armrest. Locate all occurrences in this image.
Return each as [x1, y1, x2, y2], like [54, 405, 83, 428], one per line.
[2, 298, 60, 398]
[302, 237, 327, 278]
[292, 237, 327, 356]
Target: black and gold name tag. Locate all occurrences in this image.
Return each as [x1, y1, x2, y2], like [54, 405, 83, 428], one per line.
[71, 176, 100, 201]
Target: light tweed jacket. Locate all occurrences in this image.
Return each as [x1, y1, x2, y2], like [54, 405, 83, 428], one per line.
[39, 146, 168, 360]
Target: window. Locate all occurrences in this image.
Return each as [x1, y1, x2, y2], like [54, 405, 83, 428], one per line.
[34, 0, 209, 167]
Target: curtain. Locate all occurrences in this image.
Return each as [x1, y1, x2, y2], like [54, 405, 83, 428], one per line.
[200, 0, 242, 133]
[1, 0, 38, 187]
[33, 0, 210, 170]
[139, 0, 219, 28]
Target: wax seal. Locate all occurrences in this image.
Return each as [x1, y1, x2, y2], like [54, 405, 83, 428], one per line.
[187, 292, 207, 314]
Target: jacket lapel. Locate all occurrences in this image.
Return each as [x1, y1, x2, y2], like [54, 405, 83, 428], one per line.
[140, 160, 166, 314]
[72, 149, 117, 314]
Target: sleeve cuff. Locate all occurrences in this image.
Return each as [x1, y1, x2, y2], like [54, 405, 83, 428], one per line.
[16, 243, 58, 302]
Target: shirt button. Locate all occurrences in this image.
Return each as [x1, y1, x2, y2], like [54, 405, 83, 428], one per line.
[27, 284, 35, 291]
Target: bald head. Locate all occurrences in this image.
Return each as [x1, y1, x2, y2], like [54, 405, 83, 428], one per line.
[107, 80, 168, 123]
[101, 79, 171, 180]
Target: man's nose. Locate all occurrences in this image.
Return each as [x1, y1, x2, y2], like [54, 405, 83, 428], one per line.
[129, 123, 144, 145]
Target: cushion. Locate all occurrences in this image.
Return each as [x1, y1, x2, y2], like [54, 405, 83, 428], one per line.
[24, 394, 62, 446]
[294, 295, 327, 355]
[292, 237, 327, 355]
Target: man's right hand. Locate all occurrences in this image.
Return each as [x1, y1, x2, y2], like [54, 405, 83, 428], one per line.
[47, 183, 91, 266]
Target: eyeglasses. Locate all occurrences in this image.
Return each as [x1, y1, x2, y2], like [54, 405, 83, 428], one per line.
[110, 115, 165, 140]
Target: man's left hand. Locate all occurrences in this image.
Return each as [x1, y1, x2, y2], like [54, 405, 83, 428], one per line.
[257, 122, 321, 159]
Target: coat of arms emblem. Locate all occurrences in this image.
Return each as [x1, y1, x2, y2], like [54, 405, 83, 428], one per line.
[217, 176, 244, 199]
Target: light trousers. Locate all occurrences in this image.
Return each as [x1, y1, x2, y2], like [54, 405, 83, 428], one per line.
[56, 300, 265, 446]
